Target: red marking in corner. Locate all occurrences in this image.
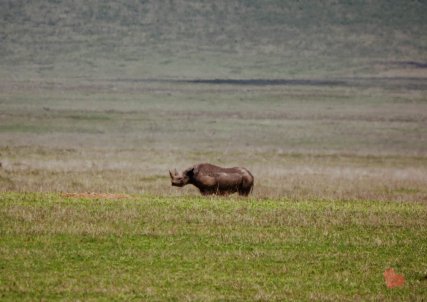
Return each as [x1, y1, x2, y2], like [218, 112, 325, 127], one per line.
[384, 268, 405, 288]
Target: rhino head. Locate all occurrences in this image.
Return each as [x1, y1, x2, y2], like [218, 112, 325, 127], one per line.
[169, 168, 194, 187]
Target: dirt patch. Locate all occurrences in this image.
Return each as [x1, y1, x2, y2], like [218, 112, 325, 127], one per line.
[62, 192, 131, 199]
[111, 77, 427, 90]
[390, 61, 427, 69]
[180, 79, 346, 86]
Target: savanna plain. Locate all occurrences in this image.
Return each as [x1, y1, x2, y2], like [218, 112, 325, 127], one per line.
[1, 0, 427, 300]
[1, 77, 426, 301]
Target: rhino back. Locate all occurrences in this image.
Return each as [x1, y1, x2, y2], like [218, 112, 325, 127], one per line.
[196, 163, 250, 175]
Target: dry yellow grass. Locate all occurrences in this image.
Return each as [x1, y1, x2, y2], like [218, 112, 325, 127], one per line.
[0, 78, 426, 201]
[1, 146, 426, 202]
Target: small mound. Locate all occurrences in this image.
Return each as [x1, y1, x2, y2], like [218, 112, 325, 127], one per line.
[62, 192, 131, 199]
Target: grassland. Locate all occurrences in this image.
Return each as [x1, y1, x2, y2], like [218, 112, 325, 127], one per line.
[1, 1, 427, 300]
[1, 78, 426, 201]
[1, 193, 426, 301]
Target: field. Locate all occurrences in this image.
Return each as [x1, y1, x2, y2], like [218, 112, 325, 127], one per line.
[1, 78, 426, 201]
[1, 193, 427, 301]
[1, 79, 426, 301]
[1, 0, 427, 300]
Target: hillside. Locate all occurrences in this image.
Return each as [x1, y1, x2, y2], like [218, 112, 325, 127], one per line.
[1, 0, 426, 79]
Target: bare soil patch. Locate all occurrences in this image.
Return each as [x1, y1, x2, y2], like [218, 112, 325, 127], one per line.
[61, 192, 131, 199]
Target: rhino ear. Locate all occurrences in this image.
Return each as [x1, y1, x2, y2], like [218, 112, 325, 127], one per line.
[169, 170, 174, 178]
[183, 167, 195, 177]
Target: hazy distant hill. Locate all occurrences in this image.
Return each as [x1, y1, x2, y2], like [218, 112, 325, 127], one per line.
[1, 0, 426, 79]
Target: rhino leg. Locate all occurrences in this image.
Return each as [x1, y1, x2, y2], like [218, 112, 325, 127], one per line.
[238, 187, 251, 196]
[238, 173, 254, 196]
[199, 188, 214, 196]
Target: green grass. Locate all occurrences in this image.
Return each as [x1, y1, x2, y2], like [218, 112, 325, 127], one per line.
[1, 193, 426, 301]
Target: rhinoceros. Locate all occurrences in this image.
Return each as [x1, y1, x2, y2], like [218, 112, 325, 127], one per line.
[169, 163, 254, 196]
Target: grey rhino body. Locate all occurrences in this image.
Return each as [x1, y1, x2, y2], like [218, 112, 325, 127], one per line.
[169, 163, 254, 196]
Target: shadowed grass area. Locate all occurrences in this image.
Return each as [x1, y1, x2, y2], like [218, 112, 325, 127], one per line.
[1, 1, 426, 79]
[0, 193, 426, 300]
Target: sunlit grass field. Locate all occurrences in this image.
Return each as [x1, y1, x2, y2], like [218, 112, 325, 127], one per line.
[1, 193, 426, 301]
